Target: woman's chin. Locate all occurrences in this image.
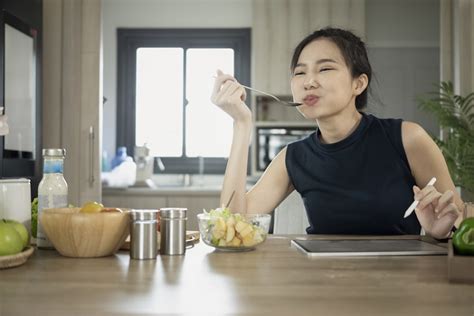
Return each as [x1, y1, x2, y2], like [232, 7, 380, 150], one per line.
[298, 107, 325, 120]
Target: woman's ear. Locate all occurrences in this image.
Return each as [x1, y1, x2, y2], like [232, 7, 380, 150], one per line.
[353, 74, 368, 96]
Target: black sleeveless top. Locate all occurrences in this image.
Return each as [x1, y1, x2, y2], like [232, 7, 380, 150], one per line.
[285, 113, 421, 235]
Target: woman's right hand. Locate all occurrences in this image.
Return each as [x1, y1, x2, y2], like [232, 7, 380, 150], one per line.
[211, 69, 251, 123]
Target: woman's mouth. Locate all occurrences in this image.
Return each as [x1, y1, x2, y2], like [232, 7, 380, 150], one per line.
[303, 95, 320, 106]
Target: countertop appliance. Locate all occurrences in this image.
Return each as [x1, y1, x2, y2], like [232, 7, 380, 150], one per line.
[133, 145, 155, 188]
[256, 127, 313, 172]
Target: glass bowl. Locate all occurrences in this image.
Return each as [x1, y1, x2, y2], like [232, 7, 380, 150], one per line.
[197, 212, 271, 251]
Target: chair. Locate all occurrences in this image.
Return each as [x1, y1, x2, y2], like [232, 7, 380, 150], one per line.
[273, 191, 309, 234]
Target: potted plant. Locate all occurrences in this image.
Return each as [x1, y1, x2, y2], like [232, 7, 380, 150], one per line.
[417, 81, 474, 198]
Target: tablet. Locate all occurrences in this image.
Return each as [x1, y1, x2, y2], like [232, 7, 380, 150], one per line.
[291, 239, 447, 257]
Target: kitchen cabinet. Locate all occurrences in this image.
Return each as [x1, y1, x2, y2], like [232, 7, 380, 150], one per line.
[43, 0, 101, 206]
[102, 188, 220, 230]
[0, 0, 42, 197]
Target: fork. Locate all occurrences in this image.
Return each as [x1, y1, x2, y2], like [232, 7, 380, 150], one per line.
[240, 85, 301, 107]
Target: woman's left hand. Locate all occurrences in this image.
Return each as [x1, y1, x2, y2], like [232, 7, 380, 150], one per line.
[413, 185, 460, 239]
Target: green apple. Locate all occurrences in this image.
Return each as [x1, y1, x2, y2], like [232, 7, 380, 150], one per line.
[0, 220, 24, 256]
[4, 219, 29, 248]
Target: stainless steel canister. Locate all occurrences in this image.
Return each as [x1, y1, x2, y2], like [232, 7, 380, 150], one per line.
[159, 208, 187, 255]
[130, 209, 159, 259]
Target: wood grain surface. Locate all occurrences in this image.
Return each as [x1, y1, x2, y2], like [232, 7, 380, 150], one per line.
[40, 208, 130, 257]
[1, 235, 473, 316]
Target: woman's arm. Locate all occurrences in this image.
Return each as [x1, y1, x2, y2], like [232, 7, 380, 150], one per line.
[402, 121, 463, 238]
[220, 119, 252, 213]
[246, 147, 295, 214]
[211, 70, 294, 213]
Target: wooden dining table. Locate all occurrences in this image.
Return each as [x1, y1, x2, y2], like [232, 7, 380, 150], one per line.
[1, 235, 473, 316]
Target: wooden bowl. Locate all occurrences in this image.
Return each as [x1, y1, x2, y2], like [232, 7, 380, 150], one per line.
[0, 247, 35, 269]
[40, 207, 130, 258]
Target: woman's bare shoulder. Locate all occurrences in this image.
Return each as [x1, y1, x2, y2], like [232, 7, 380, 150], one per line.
[401, 121, 430, 148]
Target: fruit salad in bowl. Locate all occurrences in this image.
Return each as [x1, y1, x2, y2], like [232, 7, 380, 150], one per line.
[197, 208, 271, 251]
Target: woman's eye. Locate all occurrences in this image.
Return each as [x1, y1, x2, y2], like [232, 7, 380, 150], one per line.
[294, 72, 305, 76]
[320, 68, 332, 72]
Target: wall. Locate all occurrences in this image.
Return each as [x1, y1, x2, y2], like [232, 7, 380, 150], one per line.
[365, 0, 440, 136]
[101, 0, 253, 158]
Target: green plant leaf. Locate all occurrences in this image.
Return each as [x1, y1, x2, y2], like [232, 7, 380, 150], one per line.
[418, 81, 474, 192]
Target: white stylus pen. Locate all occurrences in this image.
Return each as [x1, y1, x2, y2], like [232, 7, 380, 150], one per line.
[403, 177, 437, 218]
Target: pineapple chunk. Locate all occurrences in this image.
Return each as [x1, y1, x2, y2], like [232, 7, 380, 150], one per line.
[226, 225, 235, 243]
[239, 224, 254, 238]
[212, 228, 225, 240]
[212, 217, 227, 239]
[230, 236, 242, 247]
[235, 221, 248, 233]
[218, 239, 227, 247]
[242, 232, 256, 247]
[216, 217, 227, 231]
[226, 216, 236, 227]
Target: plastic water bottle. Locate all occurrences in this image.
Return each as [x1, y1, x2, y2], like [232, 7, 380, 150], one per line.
[37, 149, 68, 249]
[111, 146, 128, 170]
[102, 150, 110, 172]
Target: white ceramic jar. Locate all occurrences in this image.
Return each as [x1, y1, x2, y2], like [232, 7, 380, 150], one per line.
[0, 178, 31, 232]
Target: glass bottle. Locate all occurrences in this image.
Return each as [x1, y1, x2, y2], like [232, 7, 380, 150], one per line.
[37, 148, 68, 249]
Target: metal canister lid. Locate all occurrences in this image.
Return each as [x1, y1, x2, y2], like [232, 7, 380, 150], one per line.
[159, 208, 187, 219]
[130, 209, 159, 221]
[42, 148, 66, 157]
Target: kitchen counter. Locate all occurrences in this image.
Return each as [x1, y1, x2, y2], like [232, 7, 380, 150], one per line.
[103, 185, 223, 196]
[102, 186, 224, 230]
[2, 236, 473, 315]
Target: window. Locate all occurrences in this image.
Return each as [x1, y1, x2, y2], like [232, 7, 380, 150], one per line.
[117, 29, 250, 174]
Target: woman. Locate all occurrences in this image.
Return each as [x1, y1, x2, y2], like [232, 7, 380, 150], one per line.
[211, 27, 462, 239]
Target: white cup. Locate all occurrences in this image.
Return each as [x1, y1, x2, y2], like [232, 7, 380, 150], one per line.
[0, 178, 31, 233]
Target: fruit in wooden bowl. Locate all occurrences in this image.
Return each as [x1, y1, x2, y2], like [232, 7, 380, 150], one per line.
[40, 207, 130, 258]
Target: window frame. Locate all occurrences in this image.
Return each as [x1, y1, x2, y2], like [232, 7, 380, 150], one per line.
[116, 28, 251, 174]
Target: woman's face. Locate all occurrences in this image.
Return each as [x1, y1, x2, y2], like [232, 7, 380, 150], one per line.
[290, 38, 361, 120]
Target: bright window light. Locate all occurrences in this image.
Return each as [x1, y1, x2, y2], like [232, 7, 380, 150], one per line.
[135, 47, 183, 157]
[186, 48, 234, 157]
[135, 47, 235, 158]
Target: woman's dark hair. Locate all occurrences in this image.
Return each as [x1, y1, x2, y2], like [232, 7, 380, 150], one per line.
[290, 27, 371, 110]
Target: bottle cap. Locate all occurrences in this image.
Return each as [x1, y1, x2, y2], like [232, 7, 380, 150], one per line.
[160, 208, 187, 219]
[130, 209, 159, 221]
[42, 148, 66, 157]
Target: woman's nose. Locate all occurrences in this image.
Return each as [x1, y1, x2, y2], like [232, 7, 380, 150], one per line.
[304, 77, 318, 90]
